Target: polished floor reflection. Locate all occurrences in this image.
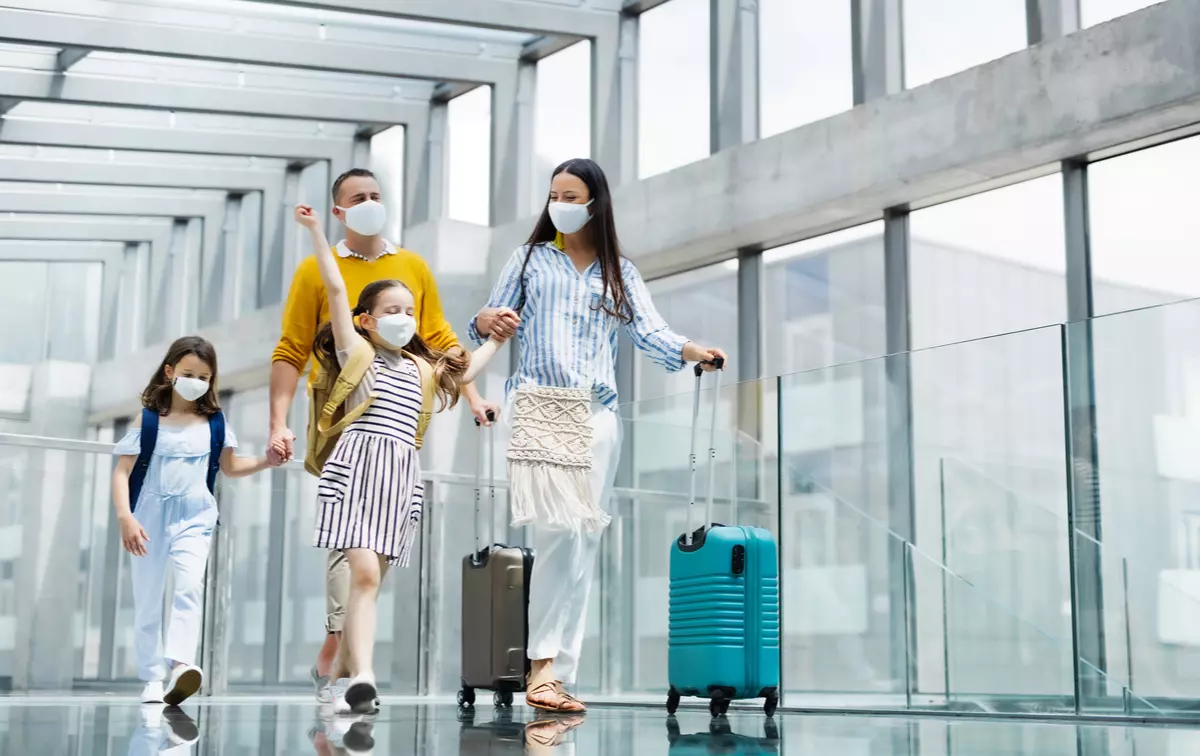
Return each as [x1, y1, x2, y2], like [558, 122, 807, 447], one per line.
[2, 694, 1199, 755]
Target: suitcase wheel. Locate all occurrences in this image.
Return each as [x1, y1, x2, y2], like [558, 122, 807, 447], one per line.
[666, 688, 680, 715]
[764, 693, 779, 718]
[493, 690, 514, 708]
[708, 693, 730, 718]
[457, 687, 476, 708]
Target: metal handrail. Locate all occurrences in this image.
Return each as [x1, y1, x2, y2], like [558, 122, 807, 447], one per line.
[0, 431, 770, 510]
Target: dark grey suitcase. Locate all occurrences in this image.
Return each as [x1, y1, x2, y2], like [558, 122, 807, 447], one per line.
[457, 707, 525, 754]
[459, 412, 533, 709]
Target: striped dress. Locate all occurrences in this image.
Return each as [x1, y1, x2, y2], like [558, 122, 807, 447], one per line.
[313, 351, 424, 567]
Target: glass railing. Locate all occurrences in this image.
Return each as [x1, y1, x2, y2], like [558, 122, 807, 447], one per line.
[8, 295, 1200, 720]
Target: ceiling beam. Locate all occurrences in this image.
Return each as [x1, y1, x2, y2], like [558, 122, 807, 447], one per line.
[253, 0, 613, 37]
[622, 0, 671, 14]
[0, 240, 120, 263]
[0, 6, 519, 85]
[0, 189, 226, 219]
[0, 118, 353, 162]
[0, 156, 286, 193]
[0, 218, 173, 245]
[0, 68, 430, 125]
[56, 46, 90, 71]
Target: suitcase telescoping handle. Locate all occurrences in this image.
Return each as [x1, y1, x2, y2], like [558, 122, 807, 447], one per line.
[473, 410, 497, 555]
[685, 357, 724, 546]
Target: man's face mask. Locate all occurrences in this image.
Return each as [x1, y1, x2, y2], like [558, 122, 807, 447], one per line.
[337, 199, 387, 236]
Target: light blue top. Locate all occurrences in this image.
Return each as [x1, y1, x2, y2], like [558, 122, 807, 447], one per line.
[114, 422, 238, 506]
[469, 242, 689, 408]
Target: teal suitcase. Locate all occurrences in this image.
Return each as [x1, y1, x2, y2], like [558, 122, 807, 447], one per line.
[666, 360, 781, 718]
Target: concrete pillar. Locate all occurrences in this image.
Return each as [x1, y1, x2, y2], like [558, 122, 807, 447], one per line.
[145, 220, 186, 345]
[710, 0, 760, 152]
[1027, 0, 1081, 43]
[404, 104, 434, 229]
[491, 69, 522, 225]
[851, 0, 904, 103]
[180, 217, 205, 335]
[201, 194, 242, 327]
[516, 61, 538, 217]
[98, 253, 123, 362]
[238, 190, 263, 316]
[593, 19, 636, 184]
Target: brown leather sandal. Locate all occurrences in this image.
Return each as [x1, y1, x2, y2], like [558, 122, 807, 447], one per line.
[553, 682, 587, 712]
[526, 680, 579, 712]
[525, 715, 585, 747]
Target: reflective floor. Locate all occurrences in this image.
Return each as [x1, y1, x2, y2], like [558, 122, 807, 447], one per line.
[2, 694, 1200, 755]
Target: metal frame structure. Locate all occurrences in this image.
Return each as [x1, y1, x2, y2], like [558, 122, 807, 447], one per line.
[0, 0, 1196, 720]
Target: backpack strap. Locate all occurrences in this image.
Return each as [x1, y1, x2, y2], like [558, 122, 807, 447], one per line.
[128, 408, 158, 514]
[207, 411, 226, 494]
[407, 354, 436, 450]
[317, 338, 377, 437]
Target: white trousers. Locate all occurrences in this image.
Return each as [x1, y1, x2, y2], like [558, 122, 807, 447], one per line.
[130, 496, 218, 682]
[522, 403, 622, 685]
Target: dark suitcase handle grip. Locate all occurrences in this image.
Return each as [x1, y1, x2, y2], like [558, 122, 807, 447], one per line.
[474, 409, 497, 427]
[692, 356, 725, 377]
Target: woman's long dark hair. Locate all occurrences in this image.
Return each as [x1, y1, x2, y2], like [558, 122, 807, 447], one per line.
[141, 335, 221, 416]
[313, 279, 468, 411]
[524, 158, 631, 322]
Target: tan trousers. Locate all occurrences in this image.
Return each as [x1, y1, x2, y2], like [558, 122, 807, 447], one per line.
[325, 549, 349, 633]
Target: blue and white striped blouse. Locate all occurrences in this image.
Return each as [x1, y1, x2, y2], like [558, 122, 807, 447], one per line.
[468, 242, 689, 409]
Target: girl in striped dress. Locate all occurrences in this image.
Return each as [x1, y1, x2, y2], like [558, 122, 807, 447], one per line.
[293, 204, 488, 714]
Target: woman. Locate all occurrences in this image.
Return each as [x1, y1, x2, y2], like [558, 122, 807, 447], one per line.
[470, 158, 726, 712]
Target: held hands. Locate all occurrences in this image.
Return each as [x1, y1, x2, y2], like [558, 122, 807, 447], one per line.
[477, 306, 520, 342]
[119, 514, 150, 556]
[293, 203, 322, 232]
[267, 427, 295, 466]
[683, 343, 729, 372]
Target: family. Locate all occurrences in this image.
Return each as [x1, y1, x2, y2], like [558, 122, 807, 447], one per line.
[111, 158, 725, 716]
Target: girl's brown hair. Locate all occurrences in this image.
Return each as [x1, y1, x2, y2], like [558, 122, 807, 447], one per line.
[141, 335, 222, 416]
[313, 279, 468, 411]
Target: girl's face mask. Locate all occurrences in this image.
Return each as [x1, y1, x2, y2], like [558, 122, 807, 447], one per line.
[172, 376, 210, 402]
[369, 312, 417, 349]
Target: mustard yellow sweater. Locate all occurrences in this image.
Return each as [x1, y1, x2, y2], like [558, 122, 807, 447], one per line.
[271, 247, 459, 383]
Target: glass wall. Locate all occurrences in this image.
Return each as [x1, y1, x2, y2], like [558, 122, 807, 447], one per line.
[1088, 135, 1200, 317]
[903, 0, 1028, 88]
[758, 0, 853, 138]
[534, 41, 591, 179]
[448, 86, 492, 225]
[1082, 0, 1163, 27]
[909, 173, 1067, 349]
[639, 0, 710, 178]
[763, 222, 887, 376]
[368, 125, 406, 245]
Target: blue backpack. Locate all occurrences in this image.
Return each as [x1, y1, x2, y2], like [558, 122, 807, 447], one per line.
[128, 407, 226, 513]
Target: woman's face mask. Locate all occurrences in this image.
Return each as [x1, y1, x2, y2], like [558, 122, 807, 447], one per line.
[337, 199, 387, 236]
[370, 313, 417, 349]
[548, 199, 593, 235]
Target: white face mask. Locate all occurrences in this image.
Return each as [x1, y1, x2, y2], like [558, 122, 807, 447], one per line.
[337, 200, 387, 237]
[173, 376, 210, 402]
[372, 313, 417, 349]
[548, 200, 593, 235]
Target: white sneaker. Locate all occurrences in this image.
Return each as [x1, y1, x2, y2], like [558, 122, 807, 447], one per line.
[312, 665, 332, 703]
[141, 681, 165, 704]
[164, 664, 203, 706]
[162, 707, 200, 746]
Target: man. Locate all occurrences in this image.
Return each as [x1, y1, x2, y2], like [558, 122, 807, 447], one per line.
[268, 168, 497, 701]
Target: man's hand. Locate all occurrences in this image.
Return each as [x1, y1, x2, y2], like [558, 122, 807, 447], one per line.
[268, 426, 296, 464]
[476, 307, 520, 341]
[469, 395, 501, 427]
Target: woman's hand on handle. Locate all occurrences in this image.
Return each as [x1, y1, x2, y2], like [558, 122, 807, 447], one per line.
[683, 343, 728, 372]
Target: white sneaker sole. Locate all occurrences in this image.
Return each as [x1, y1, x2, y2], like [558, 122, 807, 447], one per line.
[164, 668, 202, 706]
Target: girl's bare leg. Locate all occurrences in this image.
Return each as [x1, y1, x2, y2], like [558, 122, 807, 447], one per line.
[338, 549, 389, 679]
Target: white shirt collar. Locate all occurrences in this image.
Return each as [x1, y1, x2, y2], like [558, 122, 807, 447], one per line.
[335, 239, 398, 260]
